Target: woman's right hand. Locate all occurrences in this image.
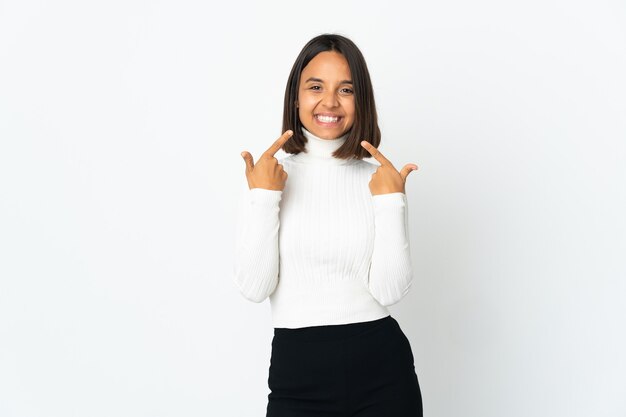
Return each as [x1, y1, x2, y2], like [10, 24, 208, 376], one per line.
[240, 130, 293, 191]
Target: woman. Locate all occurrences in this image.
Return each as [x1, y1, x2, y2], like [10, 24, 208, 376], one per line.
[234, 33, 422, 417]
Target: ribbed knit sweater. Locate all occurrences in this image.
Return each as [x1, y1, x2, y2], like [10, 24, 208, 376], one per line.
[233, 127, 413, 329]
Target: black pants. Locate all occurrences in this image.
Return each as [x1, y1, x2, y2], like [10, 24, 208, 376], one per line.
[266, 315, 423, 417]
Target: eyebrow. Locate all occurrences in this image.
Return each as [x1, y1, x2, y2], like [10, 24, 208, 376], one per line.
[304, 77, 353, 85]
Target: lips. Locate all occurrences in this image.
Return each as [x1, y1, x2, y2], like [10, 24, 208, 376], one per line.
[314, 113, 343, 125]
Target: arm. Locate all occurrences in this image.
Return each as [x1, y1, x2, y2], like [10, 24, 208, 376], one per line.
[233, 182, 282, 303]
[367, 192, 413, 306]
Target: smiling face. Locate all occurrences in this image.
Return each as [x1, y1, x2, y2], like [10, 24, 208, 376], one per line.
[297, 51, 355, 140]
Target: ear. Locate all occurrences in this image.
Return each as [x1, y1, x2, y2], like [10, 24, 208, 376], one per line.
[294, 100, 299, 108]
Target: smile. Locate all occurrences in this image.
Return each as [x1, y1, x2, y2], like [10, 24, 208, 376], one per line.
[315, 114, 342, 124]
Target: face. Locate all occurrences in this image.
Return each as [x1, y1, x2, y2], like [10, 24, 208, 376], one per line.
[297, 51, 355, 140]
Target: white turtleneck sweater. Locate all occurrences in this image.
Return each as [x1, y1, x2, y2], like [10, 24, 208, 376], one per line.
[233, 128, 413, 329]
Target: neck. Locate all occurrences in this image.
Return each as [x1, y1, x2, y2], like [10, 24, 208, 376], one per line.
[292, 127, 354, 165]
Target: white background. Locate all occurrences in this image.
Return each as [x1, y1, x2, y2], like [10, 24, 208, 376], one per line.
[1, 0, 625, 416]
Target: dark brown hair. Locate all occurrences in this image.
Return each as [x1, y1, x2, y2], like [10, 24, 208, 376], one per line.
[281, 34, 381, 160]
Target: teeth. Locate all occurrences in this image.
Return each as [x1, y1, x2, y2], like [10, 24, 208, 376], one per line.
[316, 115, 339, 123]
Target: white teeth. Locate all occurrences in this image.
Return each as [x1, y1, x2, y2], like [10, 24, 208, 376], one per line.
[316, 115, 339, 123]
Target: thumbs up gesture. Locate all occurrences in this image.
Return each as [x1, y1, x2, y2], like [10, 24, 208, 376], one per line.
[241, 130, 293, 191]
[360, 140, 418, 195]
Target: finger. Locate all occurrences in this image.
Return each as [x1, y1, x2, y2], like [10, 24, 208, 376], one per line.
[360, 140, 393, 167]
[399, 164, 418, 182]
[241, 151, 254, 171]
[263, 130, 294, 158]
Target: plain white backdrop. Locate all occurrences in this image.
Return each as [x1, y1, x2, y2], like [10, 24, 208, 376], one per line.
[1, 0, 625, 416]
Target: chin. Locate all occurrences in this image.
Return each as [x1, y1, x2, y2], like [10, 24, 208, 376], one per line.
[310, 127, 347, 140]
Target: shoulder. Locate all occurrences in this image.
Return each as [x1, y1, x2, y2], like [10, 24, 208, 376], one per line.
[352, 158, 380, 173]
[277, 154, 296, 164]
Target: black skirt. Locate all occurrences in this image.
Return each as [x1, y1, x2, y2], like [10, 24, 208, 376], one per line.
[266, 315, 423, 417]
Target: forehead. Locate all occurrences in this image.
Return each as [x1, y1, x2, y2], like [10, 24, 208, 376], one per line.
[300, 51, 351, 81]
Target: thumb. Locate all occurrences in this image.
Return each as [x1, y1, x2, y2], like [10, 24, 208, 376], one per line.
[241, 151, 254, 171]
[399, 164, 418, 182]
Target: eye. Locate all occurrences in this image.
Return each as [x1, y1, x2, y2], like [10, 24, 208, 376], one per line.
[340, 88, 354, 94]
[309, 85, 321, 91]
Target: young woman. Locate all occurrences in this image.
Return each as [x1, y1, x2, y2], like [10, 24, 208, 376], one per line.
[235, 33, 422, 417]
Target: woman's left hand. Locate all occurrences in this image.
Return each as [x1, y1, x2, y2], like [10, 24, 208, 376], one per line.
[360, 140, 418, 195]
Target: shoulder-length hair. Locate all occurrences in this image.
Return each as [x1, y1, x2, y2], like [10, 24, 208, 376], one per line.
[281, 33, 381, 160]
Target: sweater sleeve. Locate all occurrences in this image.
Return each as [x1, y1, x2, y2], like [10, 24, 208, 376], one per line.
[233, 183, 282, 303]
[367, 192, 413, 306]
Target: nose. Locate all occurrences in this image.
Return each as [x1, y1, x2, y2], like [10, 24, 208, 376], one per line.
[320, 90, 339, 108]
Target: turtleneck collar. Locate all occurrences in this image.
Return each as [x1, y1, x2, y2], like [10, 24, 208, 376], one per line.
[291, 127, 355, 166]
